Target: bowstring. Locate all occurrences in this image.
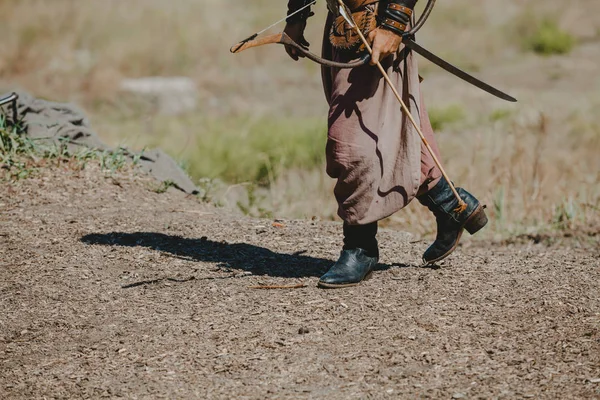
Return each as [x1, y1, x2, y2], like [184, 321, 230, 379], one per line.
[254, 0, 318, 37]
[232, 0, 318, 53]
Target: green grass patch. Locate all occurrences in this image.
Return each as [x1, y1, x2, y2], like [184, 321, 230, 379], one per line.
[513, 15, 576, 55]
[190, 117, 326, 184]
[122, 114, 328, 185]
[0, 116, 38, 180]
[527, 19, 575, 55]
[0, 114, 136, 181]
[428, 105, 466, 131]
[489, 109, 514, 123]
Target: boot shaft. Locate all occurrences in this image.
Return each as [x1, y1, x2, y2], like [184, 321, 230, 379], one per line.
[417, 178, 480, 223]
[343, 222, 379, 258]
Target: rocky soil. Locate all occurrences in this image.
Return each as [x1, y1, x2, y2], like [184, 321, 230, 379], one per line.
[1, 166, 599, 399]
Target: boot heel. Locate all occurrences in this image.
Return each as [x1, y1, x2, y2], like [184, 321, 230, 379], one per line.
[465, 206, 488, 235]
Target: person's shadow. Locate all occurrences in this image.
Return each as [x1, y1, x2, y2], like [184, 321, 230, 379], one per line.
[80, 232, 394, 279]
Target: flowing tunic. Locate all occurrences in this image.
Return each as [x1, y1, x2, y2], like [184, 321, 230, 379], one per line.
[321, 13, 441, 225]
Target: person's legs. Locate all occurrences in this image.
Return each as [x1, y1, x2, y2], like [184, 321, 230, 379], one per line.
[343, 222, 379, 257]
[318, 19, 425, 288]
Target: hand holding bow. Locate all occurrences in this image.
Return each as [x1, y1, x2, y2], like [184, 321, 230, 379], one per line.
[229, 1, 371, 69]
[283, 22, 310, 61]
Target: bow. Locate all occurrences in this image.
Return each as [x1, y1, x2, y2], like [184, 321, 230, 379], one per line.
[230, 0, 371, 69]
[230, 0, 438, 69]
[231, 31, 370, 69]
[230, 0, 517, 102]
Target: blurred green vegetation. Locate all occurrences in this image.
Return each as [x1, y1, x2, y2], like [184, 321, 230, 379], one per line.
[187, 117, 326, 184]
[99, 112, 328, 185]
[514, 15, 576, 55]
[428, 105, 466, 131]
[528, 19, 576, 55]
[488, 109, 514, 123]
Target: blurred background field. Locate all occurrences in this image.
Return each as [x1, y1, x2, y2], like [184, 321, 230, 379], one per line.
[1, 0, 599, 239]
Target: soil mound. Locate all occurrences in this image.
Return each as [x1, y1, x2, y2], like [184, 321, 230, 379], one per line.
[1, 91, 198, 194]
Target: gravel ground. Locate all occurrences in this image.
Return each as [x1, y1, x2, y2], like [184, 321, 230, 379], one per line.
[1, 165, 599, 399]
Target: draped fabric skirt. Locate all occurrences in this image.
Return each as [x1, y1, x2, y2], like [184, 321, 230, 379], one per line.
[321, 13, 442, 225]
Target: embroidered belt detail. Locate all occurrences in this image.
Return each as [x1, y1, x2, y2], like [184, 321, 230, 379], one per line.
[329, 2, 379, 51]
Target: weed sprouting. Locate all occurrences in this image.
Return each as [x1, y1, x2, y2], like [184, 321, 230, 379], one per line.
[0, 116, 37, 180]
[131, 148, 145, 166]
[0, 115, 134, 181]
[552, 198, 578, 230]
[493, 186, 506, 228]
[237, 183, 273, 219]
[99, 147, 128, 173]
[196, 177, 220, 204]
[151, 179, 177, 194]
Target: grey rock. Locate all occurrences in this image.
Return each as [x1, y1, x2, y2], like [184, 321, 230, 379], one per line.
[119, 77, 198, 115]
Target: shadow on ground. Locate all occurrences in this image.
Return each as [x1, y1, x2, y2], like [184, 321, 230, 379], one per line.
[81, 232, 396, 278]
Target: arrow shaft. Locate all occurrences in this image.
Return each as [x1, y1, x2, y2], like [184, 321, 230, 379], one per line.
[337, 0, 468, 211]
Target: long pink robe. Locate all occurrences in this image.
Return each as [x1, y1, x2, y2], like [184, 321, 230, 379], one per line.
[321, 13, 442, 225]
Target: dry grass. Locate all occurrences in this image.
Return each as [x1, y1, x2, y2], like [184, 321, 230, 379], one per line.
[1, 0, 599, 238]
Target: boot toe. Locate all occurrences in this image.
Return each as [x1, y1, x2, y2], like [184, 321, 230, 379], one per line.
[422, 243, 452, 265]
[422, 233, 462, 265]
[318, 272, 357, 287]
[318, 271, 374, 288]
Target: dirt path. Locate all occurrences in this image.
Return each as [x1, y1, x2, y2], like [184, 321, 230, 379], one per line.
[1, 166, 599, 399]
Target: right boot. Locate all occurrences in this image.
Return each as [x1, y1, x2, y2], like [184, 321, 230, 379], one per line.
[318, 222, 379, 289]
[417, 178, 488, 265]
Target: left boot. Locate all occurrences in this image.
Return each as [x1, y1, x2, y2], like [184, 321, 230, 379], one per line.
[318, 222, 379, 289]
[417, 178, 488, 265]
[318, 248, 379, 289]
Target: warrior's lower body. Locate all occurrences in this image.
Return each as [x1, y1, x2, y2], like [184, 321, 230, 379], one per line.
[318, 13, 488, 289]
